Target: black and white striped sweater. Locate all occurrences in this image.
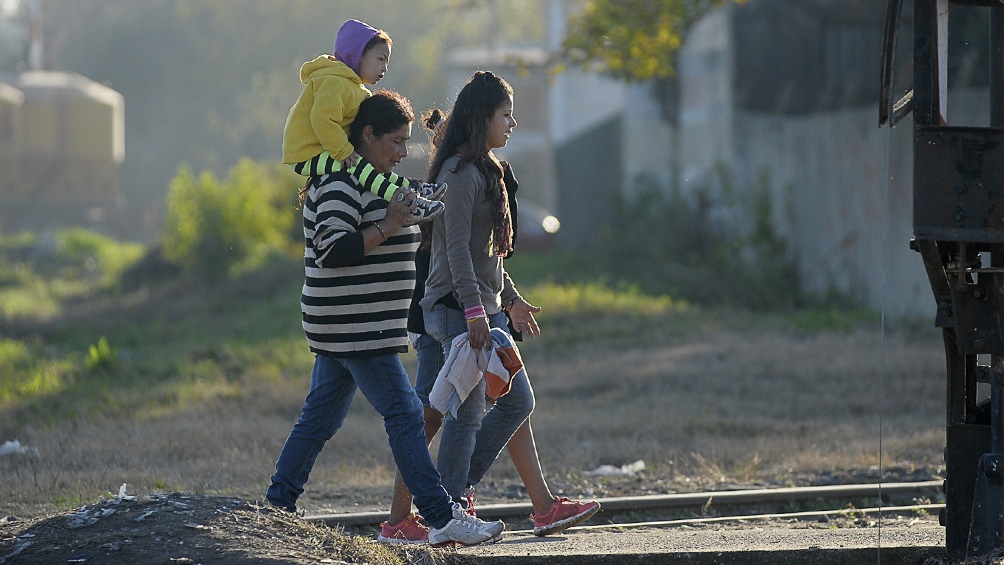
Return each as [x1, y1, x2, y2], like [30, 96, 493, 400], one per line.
[300, 172, 420, 357]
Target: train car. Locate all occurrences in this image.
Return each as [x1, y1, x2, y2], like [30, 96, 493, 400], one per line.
[0, 71, 124, 233]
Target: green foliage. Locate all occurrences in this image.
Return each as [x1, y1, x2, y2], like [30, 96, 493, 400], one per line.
[85, 337, 117, 372]
[162, 159, 301, 278]
[0, 228, 145, 319]
[54, 228, 146, 284]
[524, 280, 698, 348]
[592, 167, 801, 310]
[0, 338, 73, 401]
[560, 0, 743, 81]
[0, 253, 309, 423]
[530, 279, 681, 316]
[0, 254, 59, 319]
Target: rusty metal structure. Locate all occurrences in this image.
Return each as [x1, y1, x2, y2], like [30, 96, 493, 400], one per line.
[881, 0, 1004, 558]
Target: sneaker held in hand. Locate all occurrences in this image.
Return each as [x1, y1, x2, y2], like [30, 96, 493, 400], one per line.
[402, 196, 444, 226]
[411, 180, 448, 201]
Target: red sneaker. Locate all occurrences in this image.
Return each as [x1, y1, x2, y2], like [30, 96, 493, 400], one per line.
[377, 513, 429, 544]
[531, 497, 600, 536]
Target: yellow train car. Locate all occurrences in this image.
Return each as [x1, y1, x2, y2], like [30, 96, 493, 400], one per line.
[0, 71, 124, 233]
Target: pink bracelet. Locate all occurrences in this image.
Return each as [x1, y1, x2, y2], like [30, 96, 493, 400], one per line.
[464, 305, 486, 320]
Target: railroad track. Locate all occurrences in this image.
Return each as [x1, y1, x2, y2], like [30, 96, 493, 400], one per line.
[304, 480, 943, 531]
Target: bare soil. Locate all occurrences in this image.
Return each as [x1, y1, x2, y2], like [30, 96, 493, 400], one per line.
[0, 491, 427, 565]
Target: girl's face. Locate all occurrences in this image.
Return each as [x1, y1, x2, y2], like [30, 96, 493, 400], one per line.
[485, 95, 516, 151]
[358, 42, 390, 85]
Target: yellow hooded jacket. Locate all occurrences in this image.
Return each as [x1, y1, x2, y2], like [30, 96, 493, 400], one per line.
[282, 55, 370, 165]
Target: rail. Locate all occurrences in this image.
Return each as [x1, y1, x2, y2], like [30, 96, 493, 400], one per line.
[303, 480, 942, 528]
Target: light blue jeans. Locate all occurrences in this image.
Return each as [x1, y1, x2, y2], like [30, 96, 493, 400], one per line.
[423, 304, 535, 501]
[265, 352, 454, 528]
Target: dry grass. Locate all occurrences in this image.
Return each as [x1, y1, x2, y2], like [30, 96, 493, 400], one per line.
[0, 240, 948, 520]
[0, 310, 948, 519]
[529, 325, 944, 472]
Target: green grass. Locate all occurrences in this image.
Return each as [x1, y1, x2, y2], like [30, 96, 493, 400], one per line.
[1, 242, 885, 427]
[0, 230, 309, 424]
[0, 337, 75, 401]
[0, 228, 145, 318]
[779, 307, 881, 333]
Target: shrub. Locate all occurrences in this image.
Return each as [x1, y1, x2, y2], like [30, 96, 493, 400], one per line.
[593, 165, 801, 310]
[162, 159, 301, 278]
[55, 228, 145, 284]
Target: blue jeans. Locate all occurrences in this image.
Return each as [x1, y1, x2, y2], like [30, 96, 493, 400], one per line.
[423, 304, 535, 500]
[266, 352, 454, 528]
[414, 332, 445, 408]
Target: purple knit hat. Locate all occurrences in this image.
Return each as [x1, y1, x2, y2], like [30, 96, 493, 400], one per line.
[333, 19, 380, 76]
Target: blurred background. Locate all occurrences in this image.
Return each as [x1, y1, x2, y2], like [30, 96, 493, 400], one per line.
[1, 0, 974, 523]
[0, 0, 995, 313]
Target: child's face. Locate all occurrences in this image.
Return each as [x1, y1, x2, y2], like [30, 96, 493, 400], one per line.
[358, 42, 390, 85]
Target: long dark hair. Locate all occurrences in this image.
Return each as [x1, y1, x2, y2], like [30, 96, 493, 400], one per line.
[427, 71, 514, 256]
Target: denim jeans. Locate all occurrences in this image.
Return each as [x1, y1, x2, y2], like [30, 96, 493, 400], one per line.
[423, 304, 535, 500]
[265, 352, 454, 528]
[414, 332, 445, 407]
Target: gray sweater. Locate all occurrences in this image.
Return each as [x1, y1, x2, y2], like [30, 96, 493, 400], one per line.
[420, 155, 522, 315]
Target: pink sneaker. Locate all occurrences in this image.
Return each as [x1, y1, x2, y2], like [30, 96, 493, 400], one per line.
[531, 497, 600, 536]
[377, 513, 429, 544]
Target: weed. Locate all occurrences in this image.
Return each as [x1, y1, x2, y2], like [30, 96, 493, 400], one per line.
[591, 165, 811, 310]
[162, 159, 301, 279]
[85, 336, 117, 372]
[739, 453, 762, 482]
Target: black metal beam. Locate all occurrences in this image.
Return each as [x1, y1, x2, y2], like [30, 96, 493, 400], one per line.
[949, 0, 1004, 7]
[913, 0, 938, 126]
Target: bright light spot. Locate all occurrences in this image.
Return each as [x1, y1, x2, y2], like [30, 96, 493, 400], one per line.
[0, 0, 20, 19]
[541, 215, 560, 234]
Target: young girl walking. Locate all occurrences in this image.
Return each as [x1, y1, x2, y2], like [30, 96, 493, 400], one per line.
[378, 71, 599, 544]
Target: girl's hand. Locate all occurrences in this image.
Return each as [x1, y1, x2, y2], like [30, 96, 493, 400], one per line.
[342, 152, 361, 169]
[467, 316, 491, 349]
[507, 298, 541, 337]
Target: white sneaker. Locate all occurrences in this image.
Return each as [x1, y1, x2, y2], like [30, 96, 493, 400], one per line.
[412, 180, 448, 201]
[402, 196, 444, 226]
[427, 502, 505, 547]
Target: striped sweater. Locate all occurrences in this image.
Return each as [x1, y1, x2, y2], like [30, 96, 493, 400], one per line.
[300, 171, 420, 357]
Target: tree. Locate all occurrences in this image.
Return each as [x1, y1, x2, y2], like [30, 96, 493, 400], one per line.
[558, 0, 744, 193]
[559, 0, 744, 82]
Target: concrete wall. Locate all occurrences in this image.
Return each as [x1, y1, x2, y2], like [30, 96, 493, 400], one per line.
[437, 0, 970, 318]
[731, 106, 926, 317]
[612, 2, 948, 318]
